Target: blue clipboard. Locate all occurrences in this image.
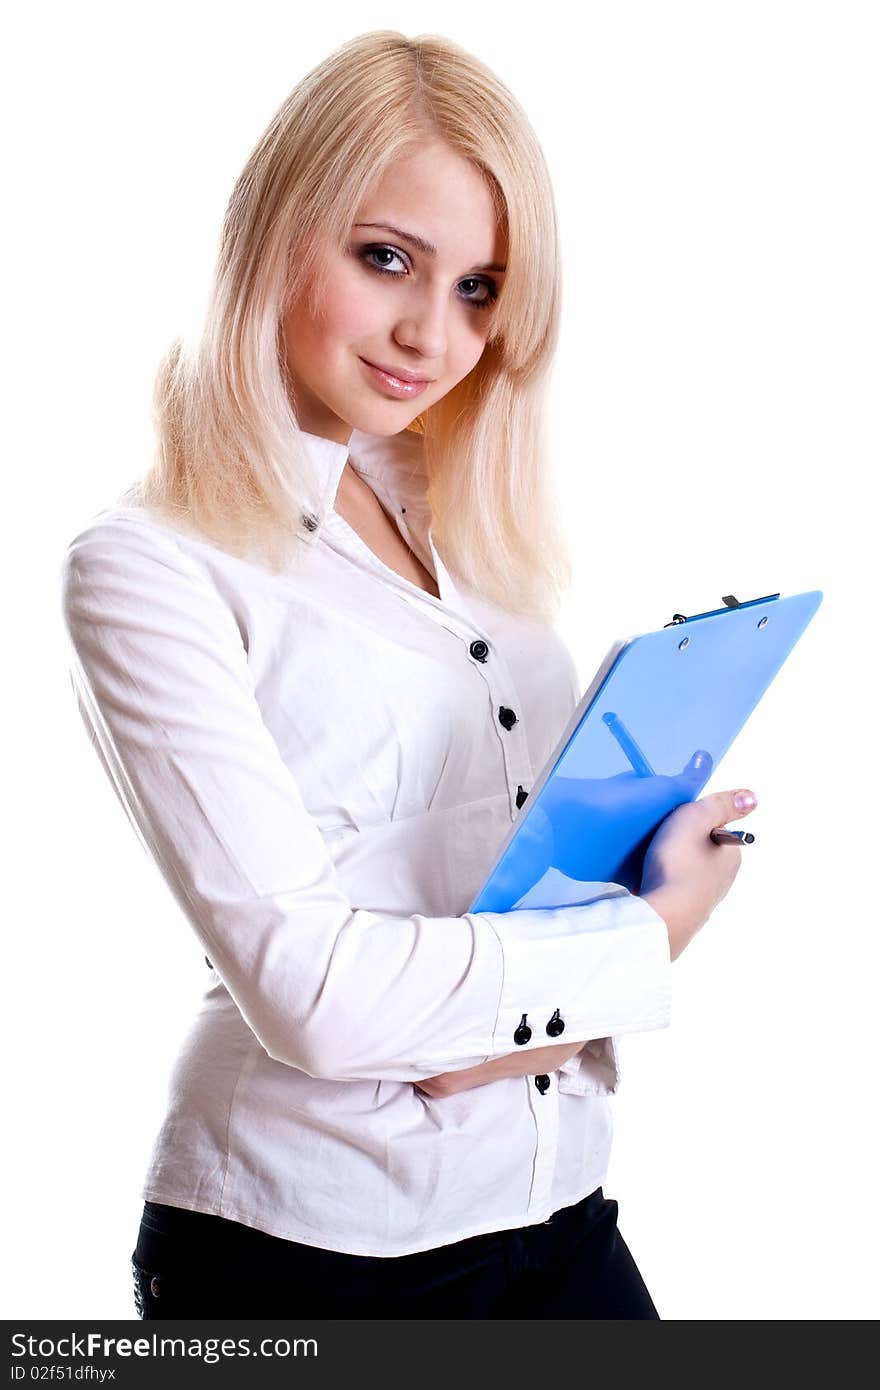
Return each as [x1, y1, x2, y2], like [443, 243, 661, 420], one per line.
[469, 589, 823, 913]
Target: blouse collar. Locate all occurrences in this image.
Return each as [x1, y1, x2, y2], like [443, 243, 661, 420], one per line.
[299, 427, 429, 520]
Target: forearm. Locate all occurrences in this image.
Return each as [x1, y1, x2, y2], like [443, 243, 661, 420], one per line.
[415, 1039, 586, 1098]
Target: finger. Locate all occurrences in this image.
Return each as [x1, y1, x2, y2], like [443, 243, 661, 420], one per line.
[699, 788, 758, 824]
[680, 749, 714, 789]
[682, 749, 713, 776]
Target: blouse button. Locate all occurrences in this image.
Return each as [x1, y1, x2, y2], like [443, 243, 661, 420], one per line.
[515, 786, 529, 809]
[469, 640, 489, 662]
[513, 1013, 532, 1046]
[534, 1074, 551, 1095]
[498, 706, 518, 730]
[546, 1009, 565, 1037]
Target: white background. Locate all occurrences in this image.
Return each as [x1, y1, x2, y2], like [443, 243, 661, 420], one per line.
[4, 1, 877, 1320]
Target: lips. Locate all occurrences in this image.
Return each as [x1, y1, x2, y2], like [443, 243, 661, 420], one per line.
[360, 358, 433, 384]
[359, 359, 433, 400]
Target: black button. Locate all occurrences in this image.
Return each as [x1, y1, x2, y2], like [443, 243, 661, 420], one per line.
[546, 1008, 565, 1037]
[205, 956, 213, 970]
[498, 706, 518, 730]
[469, 640, 489, 662]
[513, 1013, 532, 1046]
[534, 1074, 551, 1095]
[515, 785, 529, 809]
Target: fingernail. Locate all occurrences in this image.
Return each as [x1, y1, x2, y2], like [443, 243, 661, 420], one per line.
[734, 791, 757, 811]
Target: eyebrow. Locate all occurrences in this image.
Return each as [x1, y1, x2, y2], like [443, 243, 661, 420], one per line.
[353, 222, 507, 274]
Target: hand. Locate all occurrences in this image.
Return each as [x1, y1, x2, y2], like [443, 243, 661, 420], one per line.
[639, 786, 758, 961]
[488, 749, 714, 904]
[415, 1038, 587, 1099]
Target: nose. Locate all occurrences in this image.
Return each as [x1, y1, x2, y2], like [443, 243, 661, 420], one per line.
[392, 285, 449, 362]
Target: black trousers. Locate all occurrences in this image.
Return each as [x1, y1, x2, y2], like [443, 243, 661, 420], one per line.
[131, 1186, 660, 1319]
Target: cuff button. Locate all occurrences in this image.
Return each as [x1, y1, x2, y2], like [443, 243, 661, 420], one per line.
[546, 1008, 565, 1037]
[513, 1013, 532, 1046]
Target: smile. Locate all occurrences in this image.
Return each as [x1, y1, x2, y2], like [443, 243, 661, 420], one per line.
[359, 359, 432, 399]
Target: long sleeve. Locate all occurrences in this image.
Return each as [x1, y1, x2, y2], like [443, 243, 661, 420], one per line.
[60, 513, 672, 1084]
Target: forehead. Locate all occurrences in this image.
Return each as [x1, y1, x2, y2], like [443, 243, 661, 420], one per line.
[356, 142, 507, 260]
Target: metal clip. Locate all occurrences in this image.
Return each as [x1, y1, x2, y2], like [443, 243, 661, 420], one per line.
[664, 593, 779, 627]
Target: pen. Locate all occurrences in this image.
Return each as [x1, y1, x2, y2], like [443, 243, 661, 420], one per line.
[602, 711, 655, 777]
[710, 828, 755, 845]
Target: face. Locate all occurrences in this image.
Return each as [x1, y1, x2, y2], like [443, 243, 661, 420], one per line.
[281, 139, 507, 445]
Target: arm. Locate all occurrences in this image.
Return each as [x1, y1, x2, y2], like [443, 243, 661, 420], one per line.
[417, 785, 760, 1099]
[416, 1038, 589, 1097]
[60, 514, 673, 1084]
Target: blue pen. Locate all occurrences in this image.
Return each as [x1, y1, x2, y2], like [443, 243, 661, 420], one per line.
[604, 713, 757, 847]
[602, 711, 655, 777]
[710, 828, 755, 845]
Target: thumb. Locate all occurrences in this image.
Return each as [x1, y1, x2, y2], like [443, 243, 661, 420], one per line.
[700, 787, 758, 825]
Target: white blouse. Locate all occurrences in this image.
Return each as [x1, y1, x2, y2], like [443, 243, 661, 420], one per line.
[59, 426, 672, 1258]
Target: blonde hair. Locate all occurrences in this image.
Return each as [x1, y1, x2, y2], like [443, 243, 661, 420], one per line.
[134, 30, 573, 623]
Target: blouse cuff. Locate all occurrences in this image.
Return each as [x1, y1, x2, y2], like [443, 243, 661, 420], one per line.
[479, 889, 672, 1066]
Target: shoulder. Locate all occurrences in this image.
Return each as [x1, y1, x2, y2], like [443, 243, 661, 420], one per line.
[64, 491, 191, 550]
[59, 499, 219, 624]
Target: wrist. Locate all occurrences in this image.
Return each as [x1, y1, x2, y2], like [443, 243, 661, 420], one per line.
[641, 885, 693, 963]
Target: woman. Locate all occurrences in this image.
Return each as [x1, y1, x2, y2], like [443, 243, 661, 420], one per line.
[60, 30, 756, 1319]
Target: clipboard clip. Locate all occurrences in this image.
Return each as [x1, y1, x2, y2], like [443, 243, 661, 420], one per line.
[664, 593, 781, 627]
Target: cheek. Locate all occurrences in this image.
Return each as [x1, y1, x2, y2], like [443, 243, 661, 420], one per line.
[318, 270, 384, 343]
[450, 318, 491, 377]
[284, 269, 375, 359]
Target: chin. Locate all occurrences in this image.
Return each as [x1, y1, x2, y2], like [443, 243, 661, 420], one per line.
[363, 421, 419, 437]
[348, 405, 426, 438]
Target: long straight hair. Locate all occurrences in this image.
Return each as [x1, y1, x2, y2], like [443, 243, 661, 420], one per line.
[134, 30, 573, 623]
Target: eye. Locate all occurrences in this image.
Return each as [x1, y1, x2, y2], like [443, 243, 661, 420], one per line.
[361, 245, 407, 275]
[358, 245, 498, 312]
[456, 276, 498, 311]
